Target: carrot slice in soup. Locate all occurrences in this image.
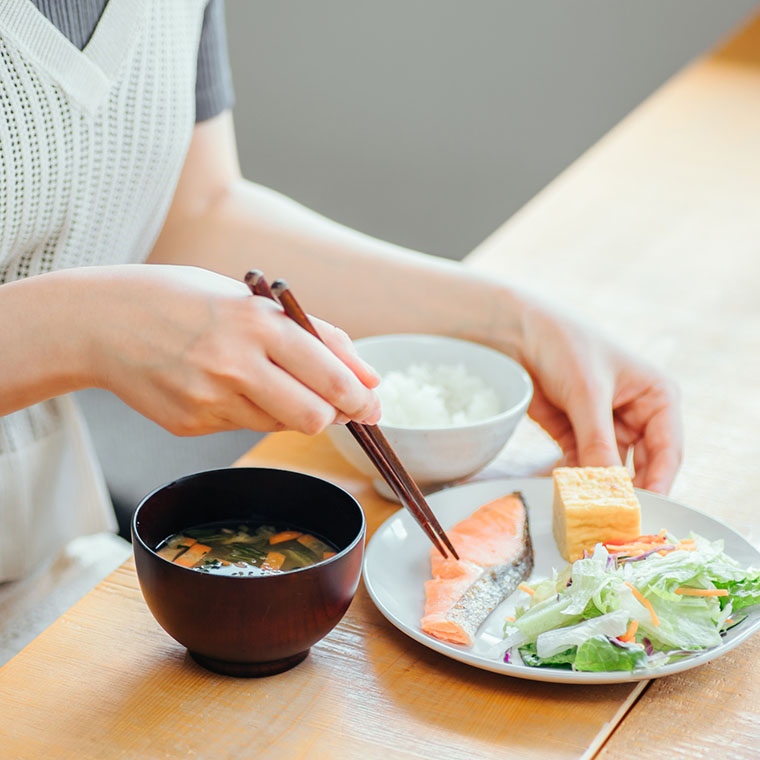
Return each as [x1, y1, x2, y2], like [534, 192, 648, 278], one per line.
[262, 551, 286, 571]
[269, 531, 303, 544]
[157, 536, 197, 561]
[173, 543, 211, 568]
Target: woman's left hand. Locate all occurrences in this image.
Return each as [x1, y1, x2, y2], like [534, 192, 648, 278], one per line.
[514, 297, 682, 493]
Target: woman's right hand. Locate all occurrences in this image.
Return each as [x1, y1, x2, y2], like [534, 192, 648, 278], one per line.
[80, 264, 381, 435]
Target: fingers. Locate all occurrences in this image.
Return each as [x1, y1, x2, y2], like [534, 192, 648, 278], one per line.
[616, 380, 682, 493]
[566, 383, 622, 468]
[631, 399, 683, 493]
[312, 319, 381, 389]
[217, 395, 288, 434]
[239, 360, 353, 435]
[527, 388, 577, 460]
[266, 318, 381, 424]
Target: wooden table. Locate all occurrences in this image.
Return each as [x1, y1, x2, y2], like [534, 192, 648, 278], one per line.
[2, 10, 760, 759]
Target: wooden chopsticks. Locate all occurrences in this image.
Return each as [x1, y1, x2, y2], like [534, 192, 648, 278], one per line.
[244, 270, 459, 560]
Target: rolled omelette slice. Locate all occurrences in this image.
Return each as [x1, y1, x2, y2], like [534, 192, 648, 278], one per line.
[420, 492, 533, 646]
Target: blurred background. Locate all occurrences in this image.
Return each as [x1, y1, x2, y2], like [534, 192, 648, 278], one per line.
[79, 0, 757, 535]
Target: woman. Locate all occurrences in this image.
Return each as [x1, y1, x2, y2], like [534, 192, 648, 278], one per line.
[0, 0, 681, 588]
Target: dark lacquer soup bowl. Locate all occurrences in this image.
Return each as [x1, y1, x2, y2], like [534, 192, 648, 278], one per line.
[132, 467, 365, 677]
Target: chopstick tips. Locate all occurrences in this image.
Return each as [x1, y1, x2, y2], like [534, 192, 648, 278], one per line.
[270, 279, 289, 299]
[245, 270, 275, 299]
[244, 269, 263, 286]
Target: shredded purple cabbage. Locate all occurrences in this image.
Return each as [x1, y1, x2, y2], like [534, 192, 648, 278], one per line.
[503, 650, 511, 664]
[618, 546, 675, 563]
[642, 637, 654, 656]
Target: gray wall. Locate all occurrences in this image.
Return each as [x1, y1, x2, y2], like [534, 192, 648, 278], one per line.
[228, 0, 758, 259]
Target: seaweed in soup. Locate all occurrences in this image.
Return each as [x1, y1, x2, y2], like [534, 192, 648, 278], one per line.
[156, 522, 337, 576]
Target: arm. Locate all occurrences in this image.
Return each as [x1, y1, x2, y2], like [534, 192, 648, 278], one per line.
[0, 263, 380, 435]
[148, 112, 523, 347]
[148, 112, 682, 492]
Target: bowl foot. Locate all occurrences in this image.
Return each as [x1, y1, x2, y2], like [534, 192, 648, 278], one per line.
[189, 649, 310, 677]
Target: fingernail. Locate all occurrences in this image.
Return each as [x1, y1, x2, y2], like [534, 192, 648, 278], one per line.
[334, 413, 350, 425]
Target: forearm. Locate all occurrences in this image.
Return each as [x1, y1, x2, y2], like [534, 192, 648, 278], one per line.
[0, 270, 96, 416]
[148, 178, 525, 357]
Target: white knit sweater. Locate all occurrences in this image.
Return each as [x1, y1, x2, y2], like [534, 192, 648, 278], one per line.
[0, 0, 207, 580]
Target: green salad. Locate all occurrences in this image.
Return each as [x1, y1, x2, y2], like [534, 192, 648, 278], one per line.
[502, 531, 760, 672]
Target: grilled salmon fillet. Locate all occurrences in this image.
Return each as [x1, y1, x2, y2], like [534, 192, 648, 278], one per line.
[420, 492, 533, 646]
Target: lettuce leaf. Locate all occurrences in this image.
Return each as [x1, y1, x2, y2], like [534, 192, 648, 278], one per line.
[519, 643, 575, 668]
[520, 636, 648, 672]
[536, 609, 629, 658]
[505, 532, 758, 673]
[714, 575, 760, 611]
[572, 636, 648, 672]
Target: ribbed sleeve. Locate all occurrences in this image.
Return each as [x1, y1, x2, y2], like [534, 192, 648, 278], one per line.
[195, 0, 235, 122]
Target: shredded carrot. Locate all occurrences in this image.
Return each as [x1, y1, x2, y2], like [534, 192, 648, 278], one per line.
[658, 528, 667, 538]
[608, 542, 664, 553]
[624, 582, 660, 626]
[504, 615, 516, 622]
[605, 534, 661, 546]
[518, 583, 535, 596]
[619, 619, 639, 643]
[674, 587, 729, 597]
[322, 551, 336, 560]
[679, 538, 696, 544]
[269, 531, 303, 544]
[262, 551, 286, 571]
[676, 544, 697, 551]
[725, 619, 735, 625]
[604, 545, 641, 554]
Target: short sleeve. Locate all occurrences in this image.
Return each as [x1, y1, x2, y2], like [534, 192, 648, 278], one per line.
[195, 0, 235, 123]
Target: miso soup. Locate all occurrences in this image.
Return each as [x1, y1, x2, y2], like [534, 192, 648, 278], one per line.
[156, 522, 338, 576]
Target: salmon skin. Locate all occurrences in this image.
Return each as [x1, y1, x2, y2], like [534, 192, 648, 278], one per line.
[420, 492, 533, 646]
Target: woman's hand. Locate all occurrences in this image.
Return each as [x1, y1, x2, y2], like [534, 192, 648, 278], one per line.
[84, 265, 381, 436]
[515, 297, 682, 493]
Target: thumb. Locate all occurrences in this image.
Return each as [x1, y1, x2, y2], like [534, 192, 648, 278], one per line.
[568, 388, 621, 467]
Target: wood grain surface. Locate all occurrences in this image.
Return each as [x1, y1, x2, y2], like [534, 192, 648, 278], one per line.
[0, 432, 643, 760]
[466, 12, 760, 758]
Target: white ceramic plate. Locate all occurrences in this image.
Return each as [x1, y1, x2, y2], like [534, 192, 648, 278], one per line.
[362, 477, 760, 684]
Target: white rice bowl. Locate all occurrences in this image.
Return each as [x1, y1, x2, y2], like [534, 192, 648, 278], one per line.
[326, 334, 533, 492]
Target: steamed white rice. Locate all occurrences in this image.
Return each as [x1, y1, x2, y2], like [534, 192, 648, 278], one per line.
[377, 362, 502, 428]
